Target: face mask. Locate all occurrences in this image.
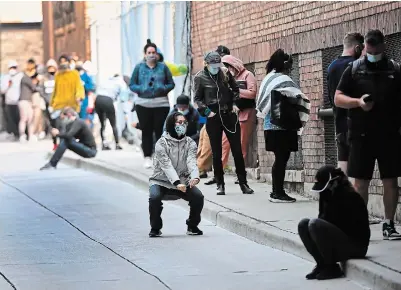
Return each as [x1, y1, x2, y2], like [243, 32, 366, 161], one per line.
[174, 123, 187, 137]
[207, 66, 219, 75]
[48, 71, 56, 76]
[366, 53, 383, 63]
[178, 109, 189, 115]
[59, 64, 69, 70]
[146, 55, 157, 62]
[70, 63, 76, 70]
[9, 69, 17, 76]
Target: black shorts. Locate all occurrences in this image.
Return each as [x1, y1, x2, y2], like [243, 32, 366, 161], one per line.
[336, 132, 349, 162]
[348, 134, 401, 180]
[264, 130, 298, 152]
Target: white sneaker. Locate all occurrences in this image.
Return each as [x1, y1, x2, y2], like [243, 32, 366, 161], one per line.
[38, 131, 46, 140]
[29, 135, 38, 142]
[144, 157, 153, 169]
[19, 135, 27, 143]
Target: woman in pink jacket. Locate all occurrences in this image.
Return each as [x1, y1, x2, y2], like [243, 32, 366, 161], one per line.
[205, 55, 257, 185]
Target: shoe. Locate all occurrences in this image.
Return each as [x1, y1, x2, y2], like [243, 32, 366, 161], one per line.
[187, 226, 203, 235]
[38, 131, 46, 140]
[199, 172, 208, 179]
[102, 144, 111, 150]
[40, 163, 56, 171]
[144, 157, 153, 169]
[149, 229, 162, 237]
[217, 184, 225, 195]
[115, 144, 123, 150]
[240, 183, 254, 194]
[234, 177, 239, 184]
[19, 134, 27, 143]
[306, 265, 322, 280]
[316, 264, 344, 280]
[383, 221, 401, 240]
[52, 144, 58, 151]
[29, 135, 38, 142]
[205, 177, 217, 185]
[268, 192, 296, 203]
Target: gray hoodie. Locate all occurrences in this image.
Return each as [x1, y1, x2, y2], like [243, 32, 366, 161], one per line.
[149, 133, 199, 190]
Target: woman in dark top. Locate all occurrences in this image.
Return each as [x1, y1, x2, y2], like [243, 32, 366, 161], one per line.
[193, 51, 253, 196]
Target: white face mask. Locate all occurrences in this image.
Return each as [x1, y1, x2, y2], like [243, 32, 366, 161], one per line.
[9, 69, 17, 76]
[366, 53, 383, 63]
[70, 63, 76, 70]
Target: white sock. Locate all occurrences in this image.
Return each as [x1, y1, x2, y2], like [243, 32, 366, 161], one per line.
[385, 219, 391, 225]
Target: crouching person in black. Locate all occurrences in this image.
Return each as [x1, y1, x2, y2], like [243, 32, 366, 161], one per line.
[298, 165, 370, 280]
[148, 112, 204, 237]
[40, 107, 97, 170]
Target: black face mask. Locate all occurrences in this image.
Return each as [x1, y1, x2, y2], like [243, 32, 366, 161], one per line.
[48, 71, 56, 76]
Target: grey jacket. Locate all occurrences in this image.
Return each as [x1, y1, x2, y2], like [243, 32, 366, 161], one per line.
[149, 133, 199, 190]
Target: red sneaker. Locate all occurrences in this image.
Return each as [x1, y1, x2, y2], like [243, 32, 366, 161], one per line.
[53, 144, 58, 151]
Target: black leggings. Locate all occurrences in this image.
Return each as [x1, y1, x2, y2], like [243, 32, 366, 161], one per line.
[135, 105, 170, 157]
[95, 95, 119, 144]
[272, 147, 291, 194]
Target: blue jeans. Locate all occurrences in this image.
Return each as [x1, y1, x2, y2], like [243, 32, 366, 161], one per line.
[149, 184, 204, 231]
[50, 139, 97, 167]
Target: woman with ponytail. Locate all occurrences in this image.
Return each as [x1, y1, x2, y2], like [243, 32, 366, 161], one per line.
[129, 39, 175, 168]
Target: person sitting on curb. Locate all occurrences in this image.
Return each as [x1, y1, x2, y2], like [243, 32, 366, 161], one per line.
[298, 165, 370, 280]
[40, 107, 97, 170]
[148, 112, 204, 237]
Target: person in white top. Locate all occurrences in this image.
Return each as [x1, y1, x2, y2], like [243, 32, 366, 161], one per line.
[0, 60, 23, 140]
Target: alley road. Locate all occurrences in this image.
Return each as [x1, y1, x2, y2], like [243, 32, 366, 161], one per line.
[0, 145, 366, 290]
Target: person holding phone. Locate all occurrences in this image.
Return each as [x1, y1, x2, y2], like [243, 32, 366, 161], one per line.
[335, 29, 401, 240]
[148, 112, 204, 237]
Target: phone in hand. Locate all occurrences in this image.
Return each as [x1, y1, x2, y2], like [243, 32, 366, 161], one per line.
[363, 94, 373, 103]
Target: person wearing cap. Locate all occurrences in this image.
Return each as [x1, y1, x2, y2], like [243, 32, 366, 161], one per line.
[40, 107, 97, 170]
[194, 51, 254, 195]
[49, 55, 85, 150]
[216, 45, 230, 57]
[129, 39, 175, 169]
[164, 94, 200, 144]
[298, 165, 370, 280]
[0, 60, 23, 140]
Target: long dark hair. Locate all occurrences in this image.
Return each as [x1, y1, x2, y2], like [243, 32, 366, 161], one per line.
[144, 39, 157, 54]
[266, 49, 292, 74]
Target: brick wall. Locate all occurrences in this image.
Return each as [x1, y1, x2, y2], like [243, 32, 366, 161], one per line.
[191, 1, 401, 218]
[0, 23, 43, 74]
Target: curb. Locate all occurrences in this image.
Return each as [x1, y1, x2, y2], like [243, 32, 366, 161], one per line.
[59, 155, 401, 290]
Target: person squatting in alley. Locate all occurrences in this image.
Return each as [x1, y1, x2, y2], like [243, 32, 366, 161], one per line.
[194, 51, 254, 196]
[148, 112, 204, 237]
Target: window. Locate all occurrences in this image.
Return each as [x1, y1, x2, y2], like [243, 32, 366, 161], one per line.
[53, 1, 75, 29]
[385, 32, 401, 63]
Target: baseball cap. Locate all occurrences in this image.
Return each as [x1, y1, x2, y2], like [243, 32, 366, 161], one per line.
[204, 51, 223, 68]
[176, 94, 190, 105]
[8, 60, 18, 69]
[311, 165, 339, 193]
[216, 45, 230, 56]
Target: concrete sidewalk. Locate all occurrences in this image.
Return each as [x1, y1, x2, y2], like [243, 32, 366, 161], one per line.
[54, 147, 401, 290]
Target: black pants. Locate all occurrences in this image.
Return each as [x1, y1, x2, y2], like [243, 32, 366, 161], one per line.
[49, 138, 97, 167]
[206, 111, 246, 185]
[149, 184, 204, 230]
[5, 104, 19, 137]
[272, 148, 291, 194]
[95, 95, 119, 144]
[136, 105, 170, 157]
[50, 116, 62, 146]
[298, 218, 368, 266]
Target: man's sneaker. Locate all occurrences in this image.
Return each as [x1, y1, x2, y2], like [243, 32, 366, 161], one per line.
[306, 265, 322, 280]
[216, 184, 225, 195]
[187, 226, 203, 236]
[269, 192, 296, 203]
[199, 171, 208, 179]
[115, 144, 123, 150]
[144, 157, 153, 169]
[149, 229, 162, 237]
[316, 264, 344, 280]
[383, 221, 401, 240]
[40, 163, 56, 171]
[102, 144, 111, 150]
[240, 183, 254, 194]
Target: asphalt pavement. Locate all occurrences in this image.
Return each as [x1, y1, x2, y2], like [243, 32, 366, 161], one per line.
[0, 143, 367, 290]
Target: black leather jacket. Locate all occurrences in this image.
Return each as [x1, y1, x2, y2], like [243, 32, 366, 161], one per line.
[194, 67, 240, 116]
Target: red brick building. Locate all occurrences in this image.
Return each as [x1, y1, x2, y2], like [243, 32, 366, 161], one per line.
[191, 1, 401, 217]
[42, 1, 90, 62]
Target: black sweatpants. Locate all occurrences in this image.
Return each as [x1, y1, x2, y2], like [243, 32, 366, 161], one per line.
[298, 218, 367, 266]
[206, 111, 246, 185]
[95, 95, 119, 144]
[135, 105, 170, 157]
[5, 104, 19, 137]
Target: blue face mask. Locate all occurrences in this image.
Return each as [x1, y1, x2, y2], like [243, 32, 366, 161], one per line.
[366, 53, 383, 63]
[207, 66, 219, 75]
[175, 124, 187, 137]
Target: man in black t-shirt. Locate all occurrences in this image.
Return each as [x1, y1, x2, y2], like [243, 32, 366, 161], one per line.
[327, 33, 364, 173]
[40, 107, 97, 170]
[335, 29, 401, 240]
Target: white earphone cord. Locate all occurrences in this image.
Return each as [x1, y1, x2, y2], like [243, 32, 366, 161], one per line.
[208, 71, 239, 134]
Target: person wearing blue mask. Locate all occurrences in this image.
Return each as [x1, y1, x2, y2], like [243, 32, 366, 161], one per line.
[194, 51, 254, 196]
[335, 29, 401, 240]
[164, 94, 200, 144]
